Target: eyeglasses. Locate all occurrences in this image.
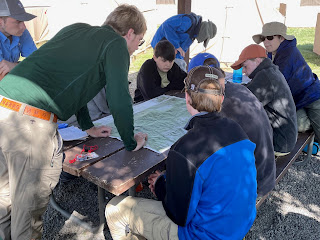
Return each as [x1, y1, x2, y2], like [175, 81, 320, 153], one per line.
[260, 35, 281, 42]
[138, 39, 145, 47]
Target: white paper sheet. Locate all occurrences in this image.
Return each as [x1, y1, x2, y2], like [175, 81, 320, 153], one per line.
[58, 126, 88, 141]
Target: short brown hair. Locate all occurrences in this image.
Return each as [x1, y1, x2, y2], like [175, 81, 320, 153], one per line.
[103, 4, 147, 36]
[185, 66, 224, 112]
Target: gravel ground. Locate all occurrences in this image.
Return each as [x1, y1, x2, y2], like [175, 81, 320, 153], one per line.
[42, 73, 320, 239]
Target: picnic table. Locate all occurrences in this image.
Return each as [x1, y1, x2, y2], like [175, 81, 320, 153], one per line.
[50, 94, 189, 233]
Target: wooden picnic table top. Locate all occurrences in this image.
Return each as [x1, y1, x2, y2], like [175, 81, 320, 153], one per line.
[62, 92, 184, 196]
[63, 136, 168, 196]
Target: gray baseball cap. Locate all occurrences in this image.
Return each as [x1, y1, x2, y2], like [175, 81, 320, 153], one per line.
[0, 0, 36, 21]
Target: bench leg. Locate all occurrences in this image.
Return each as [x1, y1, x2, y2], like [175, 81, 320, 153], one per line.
[295, 135, 315, 165]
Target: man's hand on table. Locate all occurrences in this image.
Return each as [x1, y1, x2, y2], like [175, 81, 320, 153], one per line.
[132, 132, 148, 151]
[0, 60, 17, 79]
[86, 126, 112, 137]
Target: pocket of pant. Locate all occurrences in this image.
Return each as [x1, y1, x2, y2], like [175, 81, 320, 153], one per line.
[29, 127, 63, 170]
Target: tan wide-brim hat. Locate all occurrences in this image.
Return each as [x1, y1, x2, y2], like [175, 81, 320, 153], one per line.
[252, 22, 295, 44]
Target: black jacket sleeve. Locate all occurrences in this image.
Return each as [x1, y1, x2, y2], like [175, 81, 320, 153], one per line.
[154, 175, 166, 200]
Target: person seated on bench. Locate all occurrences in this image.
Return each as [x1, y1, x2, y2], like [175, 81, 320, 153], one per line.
[232, 44, 298, 156]
[188, 53, 275, 197]
[0, 0, 37, 80]
[134, 40, 186, 103]
[106, 66, 257, 240]
[253, 22, 320, 146]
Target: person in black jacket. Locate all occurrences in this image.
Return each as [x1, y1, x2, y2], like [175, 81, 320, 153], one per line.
[231, 44, 297, 156]
[188, 53, 275, 197]
[134, 40, 186, 102]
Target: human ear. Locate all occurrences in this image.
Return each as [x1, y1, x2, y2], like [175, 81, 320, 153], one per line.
[124, 28, 135, 40]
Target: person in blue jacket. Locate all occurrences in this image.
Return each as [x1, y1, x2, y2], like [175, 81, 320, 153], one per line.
[106, 66, 257, 240]
[0, 0, 37, 79]
[151, 12, 217, 72]
[253, 21, 320, 144]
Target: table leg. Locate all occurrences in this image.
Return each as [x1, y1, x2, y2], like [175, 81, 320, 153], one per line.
[128, 185, 136, 196]
[97, 186, 106, 232]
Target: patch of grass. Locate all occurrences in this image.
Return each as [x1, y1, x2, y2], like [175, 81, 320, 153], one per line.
[287, 27, 320, 76]
[129, 48, 153, 73]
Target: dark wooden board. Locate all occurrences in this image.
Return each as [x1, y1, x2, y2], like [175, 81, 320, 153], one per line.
[63, 137, 124, 176]
[81, 148, 168, 196]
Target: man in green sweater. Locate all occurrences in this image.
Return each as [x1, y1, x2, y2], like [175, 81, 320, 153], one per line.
[0, 4, 147, 240]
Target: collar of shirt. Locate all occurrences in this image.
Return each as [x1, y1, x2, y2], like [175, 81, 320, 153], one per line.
[0, 31, 20, 50]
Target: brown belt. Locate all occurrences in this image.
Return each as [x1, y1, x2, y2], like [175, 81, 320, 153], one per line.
[0, 96, 58, 123]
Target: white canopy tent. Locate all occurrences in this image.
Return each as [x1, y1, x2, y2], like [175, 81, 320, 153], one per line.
[22, 0, 284, 64]
[187, 0, 285, 64]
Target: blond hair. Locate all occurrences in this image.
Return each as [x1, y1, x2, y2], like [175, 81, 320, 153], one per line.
[187, 80, 223, 112]
[103, 4, 147, 36]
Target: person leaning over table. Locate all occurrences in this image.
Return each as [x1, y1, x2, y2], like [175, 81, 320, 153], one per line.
[106, 66, 257, 240]
[0, 0, 37, 80]
[0, 4, 148, 240]
[231, 44, 298, 156]
[151, 12, 217, 72]
[253, 21, 320, 145]
[188, 52, 275, 197]
[134, 40, 186, 103]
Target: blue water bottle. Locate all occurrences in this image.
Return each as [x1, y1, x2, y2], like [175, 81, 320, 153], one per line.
[233, 67, 243, 83]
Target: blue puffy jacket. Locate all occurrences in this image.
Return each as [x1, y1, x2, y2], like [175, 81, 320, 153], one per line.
[268, 39, 320, 109]
[151, 13, 201, 59]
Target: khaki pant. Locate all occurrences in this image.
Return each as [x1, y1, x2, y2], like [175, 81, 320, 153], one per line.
[0, 106, 63, 240]
[106, 196, 178, 240]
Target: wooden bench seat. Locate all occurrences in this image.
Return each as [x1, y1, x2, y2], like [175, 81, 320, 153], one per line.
[256, 131, 315, 209]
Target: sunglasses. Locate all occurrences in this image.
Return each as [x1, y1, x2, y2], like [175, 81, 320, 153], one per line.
[138, 39, 145, 47]
[260, 35, 281, 42]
